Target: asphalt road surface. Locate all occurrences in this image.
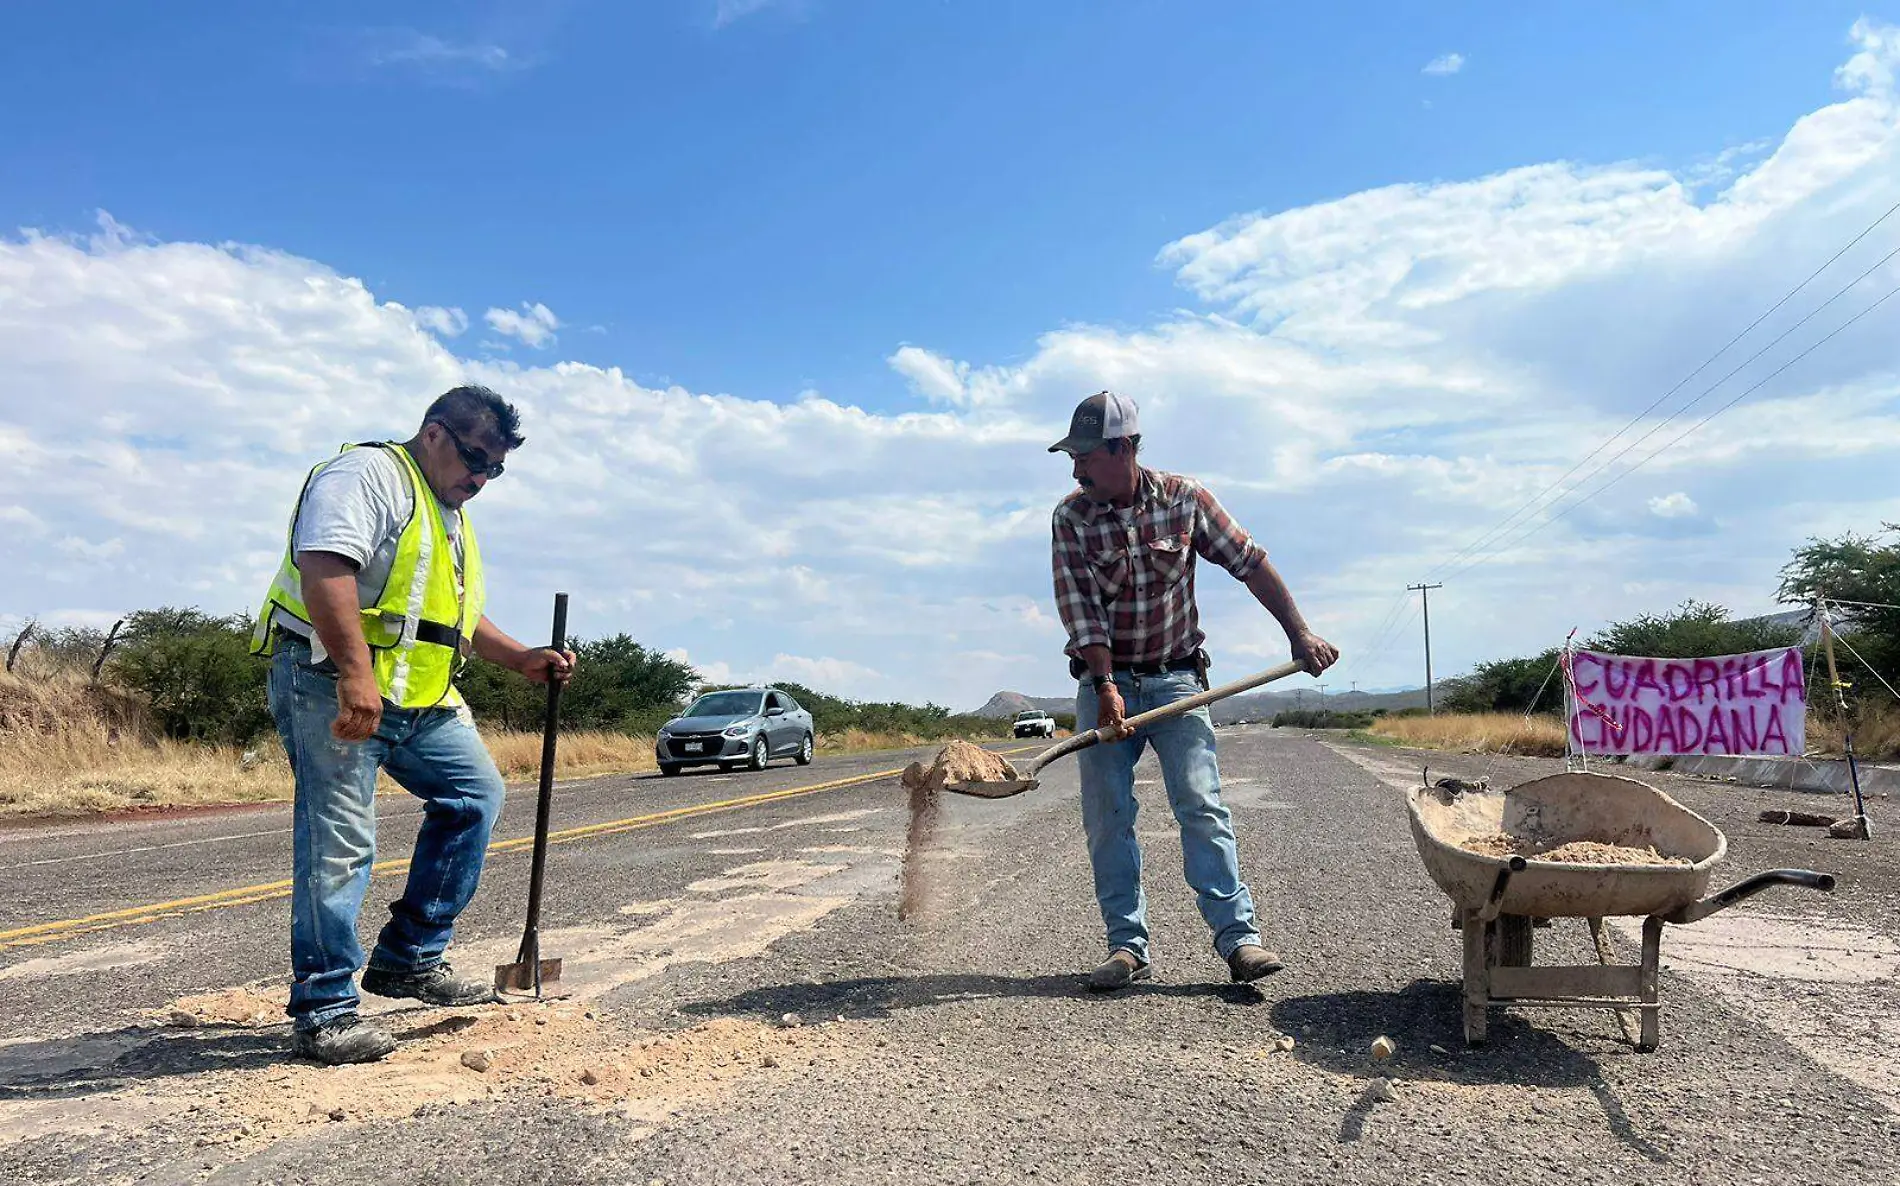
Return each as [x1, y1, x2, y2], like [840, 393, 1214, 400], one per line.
[2, 727, 1896, 1184]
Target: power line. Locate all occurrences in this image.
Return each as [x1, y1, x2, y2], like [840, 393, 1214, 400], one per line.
[1330, 203, 1899, 688]
[1424, 201, 1900, 581]
[1449, 280, 1900, 571]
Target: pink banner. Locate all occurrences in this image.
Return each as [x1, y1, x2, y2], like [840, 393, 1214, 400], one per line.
[1567, 647, 1807, 756]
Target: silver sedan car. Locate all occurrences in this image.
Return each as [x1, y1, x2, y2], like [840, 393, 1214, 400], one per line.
[655, 687, 816, 775]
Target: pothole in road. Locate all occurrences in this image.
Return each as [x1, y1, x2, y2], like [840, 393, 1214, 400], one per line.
[0, 940, 166, 983]
[687, 860, 848, 894]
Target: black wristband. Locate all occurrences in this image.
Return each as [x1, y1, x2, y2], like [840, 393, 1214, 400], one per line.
[1090, 674, 1112, 691]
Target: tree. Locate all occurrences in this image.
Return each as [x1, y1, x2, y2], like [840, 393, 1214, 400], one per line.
[1437, 600, 1801, 717]
[111, 608, 272, 744]
[1780, 526, 1900, 703]
[460, 633, 697, 733]
[1586, 600, 1799, 659]
[1438, 648, 1565, 715]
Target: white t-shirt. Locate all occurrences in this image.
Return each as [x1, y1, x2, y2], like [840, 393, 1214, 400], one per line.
[273, 447, 463, 642]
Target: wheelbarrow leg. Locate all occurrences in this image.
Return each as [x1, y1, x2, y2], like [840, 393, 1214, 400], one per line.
[1589, 916, 1642, 1047]
[1497, 914, 1534, 967]
[1637, 915, 1663, 1052]
[1462, 908, 1489, 1045]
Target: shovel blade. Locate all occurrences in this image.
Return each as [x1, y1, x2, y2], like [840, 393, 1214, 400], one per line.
[493, 958, 565, 996]
[943, 778, 1038, 800]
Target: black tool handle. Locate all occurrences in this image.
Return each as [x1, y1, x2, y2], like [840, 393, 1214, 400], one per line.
[515, 592, 568, 964]
[1664, 868, 1835, 925]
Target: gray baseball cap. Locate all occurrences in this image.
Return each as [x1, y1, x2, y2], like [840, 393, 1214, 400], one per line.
[1049, 390, 1140, 455]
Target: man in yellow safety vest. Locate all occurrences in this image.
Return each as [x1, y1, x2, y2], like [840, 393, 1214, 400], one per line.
[252, 385, 574, 1065]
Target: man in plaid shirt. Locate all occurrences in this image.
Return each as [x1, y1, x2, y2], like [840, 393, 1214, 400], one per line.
[1049, 390, 1338, 991]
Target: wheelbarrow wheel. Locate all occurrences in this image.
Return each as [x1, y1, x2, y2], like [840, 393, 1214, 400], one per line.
[1498, 914, 1534, 968]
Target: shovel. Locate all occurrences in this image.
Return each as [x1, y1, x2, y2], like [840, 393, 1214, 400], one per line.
[494, 592, 569, 998]
[944, 658, 1309, 798]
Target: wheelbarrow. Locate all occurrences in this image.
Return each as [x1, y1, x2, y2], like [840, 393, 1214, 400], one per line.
[1406, 771, 1836, 1050]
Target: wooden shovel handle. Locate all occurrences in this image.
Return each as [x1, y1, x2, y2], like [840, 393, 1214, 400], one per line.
[1028, 658, 1309, 777]
[1112, 658, 1308, 735]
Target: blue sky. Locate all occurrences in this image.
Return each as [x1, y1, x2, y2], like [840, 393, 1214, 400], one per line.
[5, 1, 1887, 404]
[3, 4, 1899, 707]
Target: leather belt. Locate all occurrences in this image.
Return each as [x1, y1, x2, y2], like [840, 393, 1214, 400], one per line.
[1115, 654, 1200, 676]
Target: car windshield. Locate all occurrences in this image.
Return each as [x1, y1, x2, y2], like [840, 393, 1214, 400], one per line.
[684, 691, 764, 718]
[1016, 710, 1042, 719]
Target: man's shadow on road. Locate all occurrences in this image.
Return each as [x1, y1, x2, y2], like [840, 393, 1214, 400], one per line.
[1271, 980, 1669, 1163]
[682, 969, 1271, 1023]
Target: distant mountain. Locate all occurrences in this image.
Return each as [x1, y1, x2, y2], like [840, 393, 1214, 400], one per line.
[970, 691, 1076, 718]
[1210, 685, 1429, 723]
[971, 684, 1428, 722]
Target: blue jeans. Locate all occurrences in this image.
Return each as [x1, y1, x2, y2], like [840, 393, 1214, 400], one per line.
[267, 634, 506, 1029]
[1075, 670, 1260, 964]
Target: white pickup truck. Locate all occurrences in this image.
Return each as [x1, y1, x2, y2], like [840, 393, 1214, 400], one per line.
[1012, 708, 1057, 739]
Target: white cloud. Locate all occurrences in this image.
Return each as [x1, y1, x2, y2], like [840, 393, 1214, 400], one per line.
[362, 30, 529, 77]
[713, 0, 787, 28]
[56, 536, 125, 560]
[3, 23, 1898, 706]
[1647, 493, 1700, 519]
[889, 346, 969, 405]
[414, 306, 468, 337]
[1423, 52, 1465, 76]
[484, 302, 560, 348]
[763, 654, 883, 698]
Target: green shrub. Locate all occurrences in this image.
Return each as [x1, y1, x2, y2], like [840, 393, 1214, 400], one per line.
[110, 608, 272, 745]
[460, 632, 697, 733]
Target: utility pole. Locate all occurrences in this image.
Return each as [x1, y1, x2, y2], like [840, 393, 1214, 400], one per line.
[1408, 583, 1444, 714]
[1818, 599, 1872, 838]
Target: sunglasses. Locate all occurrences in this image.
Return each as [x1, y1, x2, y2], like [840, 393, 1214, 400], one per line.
[431, 421, 505, 479]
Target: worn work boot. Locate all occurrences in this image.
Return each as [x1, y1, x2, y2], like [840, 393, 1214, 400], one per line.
[292, 1014, 397, 1065]
[1226, 944, 1286, 983]
[361, 961, 498, 1007]
[1087, 949, 1152, 993]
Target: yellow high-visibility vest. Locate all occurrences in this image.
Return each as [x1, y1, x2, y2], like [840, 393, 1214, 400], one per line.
[251, 442, 485, 709]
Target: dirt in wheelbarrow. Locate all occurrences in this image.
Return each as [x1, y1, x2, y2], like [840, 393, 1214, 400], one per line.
[1461, 833, 1691, 865]
[896, 741, 1018, 920]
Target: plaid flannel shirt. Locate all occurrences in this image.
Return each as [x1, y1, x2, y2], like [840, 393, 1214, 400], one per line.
[1051, 469, 1267, 667]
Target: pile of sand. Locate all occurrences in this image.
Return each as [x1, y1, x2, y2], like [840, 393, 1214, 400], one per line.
[163, 987, 285, 1027]
[150, 1001, 848, 1143]
[900, 740, 1017, 791]
[1460, 833, 1690, 866]
[895, 741, 1018, 920]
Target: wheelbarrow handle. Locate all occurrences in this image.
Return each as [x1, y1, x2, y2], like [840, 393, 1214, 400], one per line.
[1026, 658, 1309, 778]
[1663, 868, 1836, 925]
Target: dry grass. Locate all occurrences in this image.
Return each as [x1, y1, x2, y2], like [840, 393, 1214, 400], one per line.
[1805, 704, 1900, 760]
[1370, 705, 1900, 763]
[1367, 712, 1569, 758]
[483, 729, 659, 780]
[0, 670, 1015, 818]
[0, 670, 275, 817]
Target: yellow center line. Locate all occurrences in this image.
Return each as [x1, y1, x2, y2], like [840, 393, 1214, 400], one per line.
[0, 763, 916, 952]
[0, 739, 1047, 953]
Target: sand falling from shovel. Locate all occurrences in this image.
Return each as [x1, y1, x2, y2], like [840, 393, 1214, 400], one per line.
[896, 740, 1018, 919]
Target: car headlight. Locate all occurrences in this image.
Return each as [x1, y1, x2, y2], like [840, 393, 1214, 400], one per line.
[723, 724, 751, 738]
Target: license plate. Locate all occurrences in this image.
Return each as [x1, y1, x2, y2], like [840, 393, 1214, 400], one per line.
[683, 742, 704, 753]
